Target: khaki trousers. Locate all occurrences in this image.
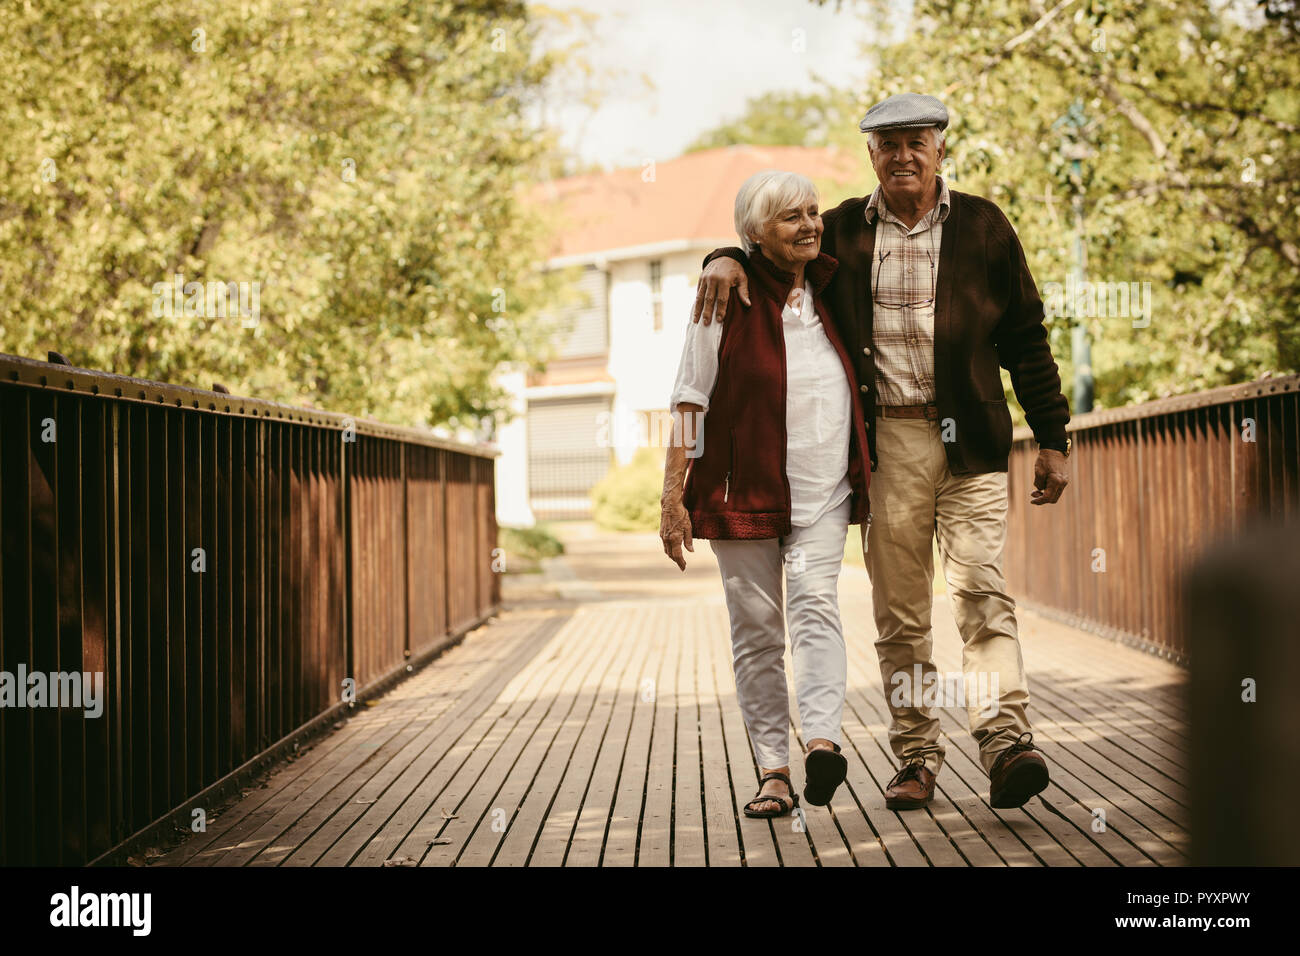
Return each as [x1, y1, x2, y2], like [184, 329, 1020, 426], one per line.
[863, 415, 1030, 776]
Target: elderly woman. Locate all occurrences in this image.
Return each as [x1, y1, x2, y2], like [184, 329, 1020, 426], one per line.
[659, 170, 872, 818]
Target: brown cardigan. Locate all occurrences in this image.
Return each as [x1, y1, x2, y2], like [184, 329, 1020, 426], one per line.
[705, 187, 1070, 475]
[682, 248, 872, 540]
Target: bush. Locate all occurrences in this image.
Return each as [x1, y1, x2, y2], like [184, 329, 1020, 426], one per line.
[498, 523, 565, 573]
[590, 447, 664, 532]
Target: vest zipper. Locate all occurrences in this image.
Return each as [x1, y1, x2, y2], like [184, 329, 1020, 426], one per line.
[726, 426, 738, 503]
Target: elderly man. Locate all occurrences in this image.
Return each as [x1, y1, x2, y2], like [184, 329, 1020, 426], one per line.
[691, 93, 1071, 811]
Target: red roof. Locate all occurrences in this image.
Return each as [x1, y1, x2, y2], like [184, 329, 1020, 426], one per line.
[532, 145, 864, 261]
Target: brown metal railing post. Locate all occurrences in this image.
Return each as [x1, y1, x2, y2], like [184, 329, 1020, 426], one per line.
[342, 426, 354, 709]
[402, 444, 411, 660]
[442, 451, 452, 639]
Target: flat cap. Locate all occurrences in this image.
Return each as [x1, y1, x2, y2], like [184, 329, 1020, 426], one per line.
[858, 93, 949, 134]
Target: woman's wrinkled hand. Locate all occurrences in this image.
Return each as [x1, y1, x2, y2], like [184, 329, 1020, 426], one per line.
[660, 496, 694, 571]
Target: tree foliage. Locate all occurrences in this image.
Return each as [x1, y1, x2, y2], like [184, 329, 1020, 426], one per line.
[685, 90, 851, 153]
[0, 0, 567, 431]
[710, 0, 1300, 408]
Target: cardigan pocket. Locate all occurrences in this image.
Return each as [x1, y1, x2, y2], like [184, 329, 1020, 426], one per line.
[982, 399, 1013, 457]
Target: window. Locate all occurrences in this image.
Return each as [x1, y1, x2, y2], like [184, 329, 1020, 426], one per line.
[649, 259, 663, 331]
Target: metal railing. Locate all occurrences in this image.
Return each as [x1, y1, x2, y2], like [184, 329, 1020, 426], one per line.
[1005, 373, 1300, 664]
[0, 353, 500, 865]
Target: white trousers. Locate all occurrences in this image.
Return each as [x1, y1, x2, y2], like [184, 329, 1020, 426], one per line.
[709, 496, 850, 769]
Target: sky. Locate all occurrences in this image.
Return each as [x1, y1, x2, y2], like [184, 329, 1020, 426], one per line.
[538, 0, 904, 170]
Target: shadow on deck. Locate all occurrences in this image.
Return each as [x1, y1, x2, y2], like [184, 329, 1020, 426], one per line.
[157, 523, 1188, 867]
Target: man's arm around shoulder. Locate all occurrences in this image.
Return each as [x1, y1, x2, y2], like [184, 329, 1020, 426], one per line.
[692, 246, 750, 324]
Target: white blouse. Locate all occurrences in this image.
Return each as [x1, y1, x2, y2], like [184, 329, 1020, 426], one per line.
[669, 282, 853, 529]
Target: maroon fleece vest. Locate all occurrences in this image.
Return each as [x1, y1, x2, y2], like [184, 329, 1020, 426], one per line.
[682, 249, 872, 540]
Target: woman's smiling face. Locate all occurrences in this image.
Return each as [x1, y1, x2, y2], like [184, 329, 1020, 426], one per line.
[754, 200, 822, 268]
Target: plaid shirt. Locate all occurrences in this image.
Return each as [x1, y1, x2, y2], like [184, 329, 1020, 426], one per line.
[864, 175, 952, 406]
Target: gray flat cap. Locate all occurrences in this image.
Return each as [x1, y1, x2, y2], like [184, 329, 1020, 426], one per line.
[858, 93, 949, 134]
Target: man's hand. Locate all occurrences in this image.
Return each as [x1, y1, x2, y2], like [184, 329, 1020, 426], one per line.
[660, 495, 694, 570]
[1031, 448, 1069, 505]
[691, 257, 749, 325]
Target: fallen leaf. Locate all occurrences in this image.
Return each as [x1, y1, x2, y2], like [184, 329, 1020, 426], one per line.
[439, 809, 458, 820]
[382, 856, 418, 867]
[356, 797, 377, 805]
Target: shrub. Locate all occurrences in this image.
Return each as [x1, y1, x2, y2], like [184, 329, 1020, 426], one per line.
[590, 447, 664, 532]
[498, 523, 565, 573]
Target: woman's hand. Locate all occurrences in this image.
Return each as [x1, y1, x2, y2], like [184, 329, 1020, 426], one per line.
[660, 495, 694, 570]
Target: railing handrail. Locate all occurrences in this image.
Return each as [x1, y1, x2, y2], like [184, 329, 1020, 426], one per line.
[0, 351, 499, 458]
[1012, 372, 1300, 440]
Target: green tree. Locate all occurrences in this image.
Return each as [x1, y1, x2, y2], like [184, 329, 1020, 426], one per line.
[0, 0, 569, 430]
[685, 89, 852, 152]
[815, 0, 1300, 408]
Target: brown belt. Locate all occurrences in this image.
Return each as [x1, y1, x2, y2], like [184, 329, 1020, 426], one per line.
[878, 404, 939, 420]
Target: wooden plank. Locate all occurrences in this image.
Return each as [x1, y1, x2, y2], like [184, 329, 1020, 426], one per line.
[1023, 678, 1189, 799]
[378, 608, 604, 867]
[489, 612, 626, 867]
[1027, 661, 1190, 763]
[603, 604, 670, 866]
[1022, 625, 1190, 729]
[162, 613, 533, 866]
[525, 609, 647, 867]
[282, 611, 583, 866]
[670, 606, 708, 866]
[559, 608, 656, 866]
[457, 609, 624, 866]
[340, 612, 574, 866]
[331, 611, 603, 867]
[635, 605, 680, 867]
[694, 605, 745, 866]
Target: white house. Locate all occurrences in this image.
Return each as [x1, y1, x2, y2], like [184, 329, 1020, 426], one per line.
[495, 144, 860, 526]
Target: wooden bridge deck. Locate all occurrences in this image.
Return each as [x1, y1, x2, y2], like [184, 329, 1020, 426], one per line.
[157, 524, 1189, 867]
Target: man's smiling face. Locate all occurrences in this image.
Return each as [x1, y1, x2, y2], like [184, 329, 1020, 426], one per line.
[868, 126, 945, 208]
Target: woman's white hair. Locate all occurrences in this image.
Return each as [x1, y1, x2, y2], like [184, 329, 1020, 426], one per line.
[733, 169, 819, 255]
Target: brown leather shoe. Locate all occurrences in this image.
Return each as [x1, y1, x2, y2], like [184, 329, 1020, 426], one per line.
[988, 732, 1049, 809]
[883, 759, 936, 810]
